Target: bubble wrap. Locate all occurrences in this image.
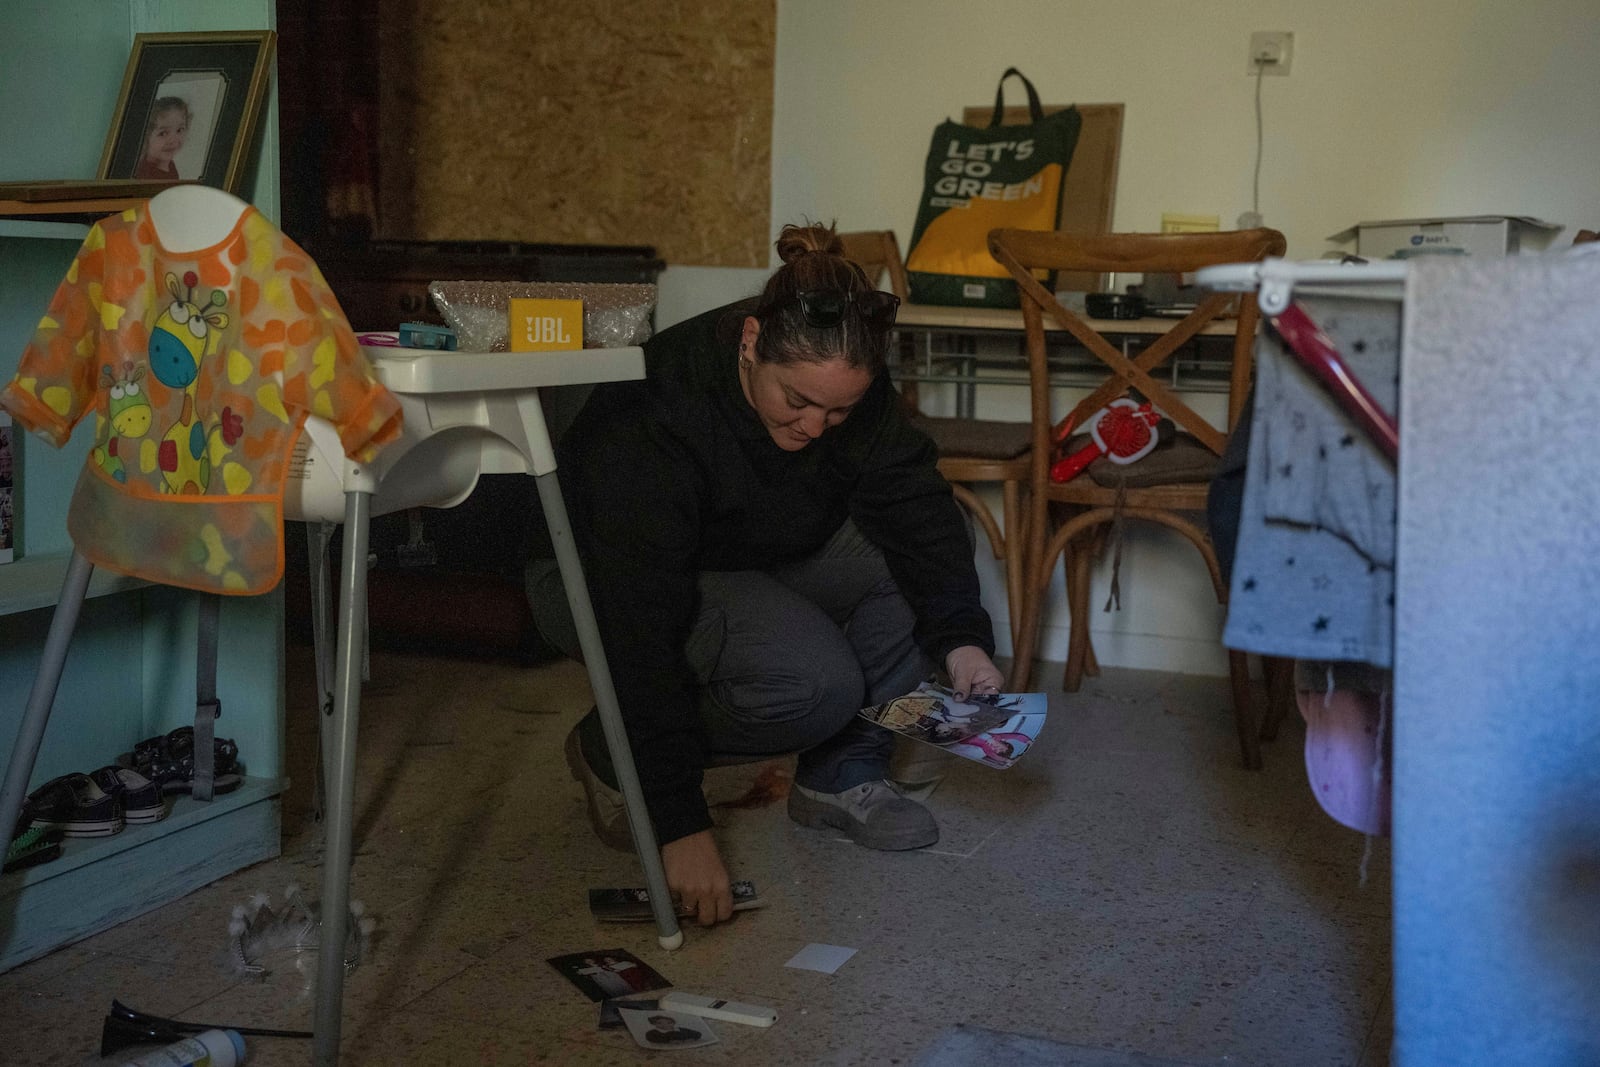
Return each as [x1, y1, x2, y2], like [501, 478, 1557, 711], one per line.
[428, 281, 657, 352]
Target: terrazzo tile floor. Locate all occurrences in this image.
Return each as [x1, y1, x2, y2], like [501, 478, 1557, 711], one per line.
[3, 645, 1392, 1065]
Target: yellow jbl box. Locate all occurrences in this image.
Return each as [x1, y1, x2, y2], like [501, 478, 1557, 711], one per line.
[1160, 213, 1220, 234]
[508, 298, 583, 351]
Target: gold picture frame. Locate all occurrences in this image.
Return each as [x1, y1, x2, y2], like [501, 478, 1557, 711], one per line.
[96, 30, 276, 195]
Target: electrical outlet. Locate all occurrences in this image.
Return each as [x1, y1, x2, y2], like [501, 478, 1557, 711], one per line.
[1247, 31, 1294, 76]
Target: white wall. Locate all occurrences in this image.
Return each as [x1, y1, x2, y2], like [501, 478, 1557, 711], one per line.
[763, 0, 1599, 674]
[773, 0, 1600, 257]
[656, 265, 771, 330]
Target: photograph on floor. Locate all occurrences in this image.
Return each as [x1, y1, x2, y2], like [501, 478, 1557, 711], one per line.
[598, 997, 661, 1031]
[547, 949, 672, 1002]
[859, 681, 1046, 768]
[617, 1007, 720, 1049]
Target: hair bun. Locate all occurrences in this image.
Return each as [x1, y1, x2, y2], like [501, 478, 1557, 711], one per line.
[774, 221, 843, 265]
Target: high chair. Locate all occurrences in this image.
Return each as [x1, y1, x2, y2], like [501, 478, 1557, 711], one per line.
[287, 340, 682, 1064]
[0, 184, 681, 1067]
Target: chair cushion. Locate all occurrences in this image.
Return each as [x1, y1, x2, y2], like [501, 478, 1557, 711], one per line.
[910, 415, 1032, 460]
[1061, 431, 1220, 487]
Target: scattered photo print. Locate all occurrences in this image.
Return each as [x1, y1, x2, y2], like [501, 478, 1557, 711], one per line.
[547, 948, 671, 1003]
[598, 997, 660, 1030]
[617, 1007, 720, 1049]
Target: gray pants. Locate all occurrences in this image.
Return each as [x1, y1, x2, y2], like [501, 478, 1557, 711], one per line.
[530, 520, 932, 793]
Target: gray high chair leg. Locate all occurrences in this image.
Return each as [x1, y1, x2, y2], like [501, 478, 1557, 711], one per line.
[305, 523, 335, 823]
[0, 551, 94, 867]
[312, 487, 371, 1066]
[536, 470, 682, 949]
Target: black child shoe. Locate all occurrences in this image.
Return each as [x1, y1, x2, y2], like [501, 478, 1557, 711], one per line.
[90, 766, 167, 824]
[123, 726, 243, 796]
[27, 773, 125, 838]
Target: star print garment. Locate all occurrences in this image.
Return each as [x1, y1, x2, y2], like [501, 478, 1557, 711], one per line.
[1222, 296, 1398, 668]
[1, 203, 402, 595]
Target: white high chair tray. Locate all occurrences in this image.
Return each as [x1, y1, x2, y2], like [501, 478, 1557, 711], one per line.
[287, 343, 645, 523]
[366, 344, 644, 394]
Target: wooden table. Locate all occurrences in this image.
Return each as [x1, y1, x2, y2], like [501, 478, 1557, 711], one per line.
[896, 302, 1237, 338]
[892, 302, 1239, 416]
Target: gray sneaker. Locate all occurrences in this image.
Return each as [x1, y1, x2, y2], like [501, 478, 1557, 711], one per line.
[564, 726, 633, 852]
[787, 779, 939, 850]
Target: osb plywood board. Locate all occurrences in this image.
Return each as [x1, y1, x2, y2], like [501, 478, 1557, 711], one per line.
[377, 0, 773, 266]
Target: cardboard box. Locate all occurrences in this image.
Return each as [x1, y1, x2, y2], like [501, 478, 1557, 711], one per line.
[1328, 215, 1561, 260]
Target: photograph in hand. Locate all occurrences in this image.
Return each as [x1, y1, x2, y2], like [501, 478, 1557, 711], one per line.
[859, 681, 1046, 769]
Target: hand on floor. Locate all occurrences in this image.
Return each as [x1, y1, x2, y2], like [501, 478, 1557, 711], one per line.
[661, 829, 733, 926]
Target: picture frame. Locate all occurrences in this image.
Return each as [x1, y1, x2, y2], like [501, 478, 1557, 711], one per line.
[96, 30, 276, 194]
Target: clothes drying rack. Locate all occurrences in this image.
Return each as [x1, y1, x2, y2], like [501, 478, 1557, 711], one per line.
[1203, 239, 1600, 1065]
[1198, 258, 1407, 460]
[1200, 245, 1600, 457]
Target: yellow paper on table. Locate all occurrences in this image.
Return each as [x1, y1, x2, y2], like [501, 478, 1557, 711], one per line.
[508, 298, 583, 351]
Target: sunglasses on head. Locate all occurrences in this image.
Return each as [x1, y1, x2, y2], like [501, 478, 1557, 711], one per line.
[792, 288, 901, 331]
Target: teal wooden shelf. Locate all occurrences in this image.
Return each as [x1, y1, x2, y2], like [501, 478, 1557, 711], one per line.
[0, 777, 284, 970]
[1, 776, 284, 893]
[0, 0, 286, 978]
[0, 219, 90, 240]
[0, 552, 151, 618]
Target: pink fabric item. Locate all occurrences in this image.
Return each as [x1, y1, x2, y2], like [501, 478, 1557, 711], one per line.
[1298, 687, 1392, 836]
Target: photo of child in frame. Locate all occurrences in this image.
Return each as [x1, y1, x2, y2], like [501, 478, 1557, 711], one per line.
[132, 96, 191, 180]
[127, 70, 226, 182]
[96, 31, 277, 195]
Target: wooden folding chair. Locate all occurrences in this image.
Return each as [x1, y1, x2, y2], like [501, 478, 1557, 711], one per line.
[988, 227, 1286, 768]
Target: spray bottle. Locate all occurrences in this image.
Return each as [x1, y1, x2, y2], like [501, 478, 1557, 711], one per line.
[118, 1028, 246, 1067]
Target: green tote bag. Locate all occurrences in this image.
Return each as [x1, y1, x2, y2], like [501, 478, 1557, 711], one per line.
[905, 69, 1081, 308]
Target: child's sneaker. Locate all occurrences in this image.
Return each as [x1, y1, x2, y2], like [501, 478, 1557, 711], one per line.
[90, 766, 167, 824]
[27, 772, 124, 838]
